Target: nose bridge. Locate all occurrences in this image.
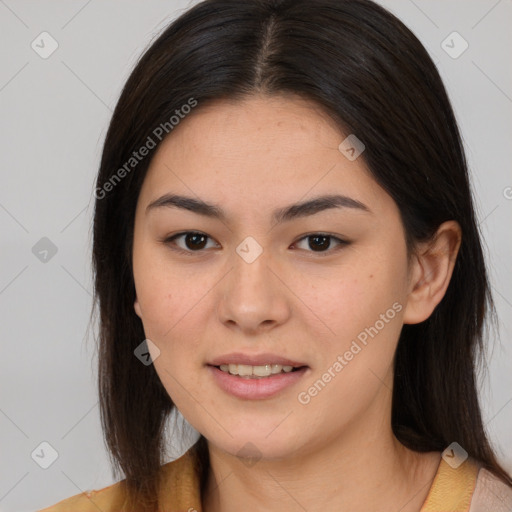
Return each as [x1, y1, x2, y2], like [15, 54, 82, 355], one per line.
[217, 234, 289, 330]
[230, 234, 274, 301]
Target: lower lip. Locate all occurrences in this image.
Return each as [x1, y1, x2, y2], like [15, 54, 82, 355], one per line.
[207, 365, 309, 400]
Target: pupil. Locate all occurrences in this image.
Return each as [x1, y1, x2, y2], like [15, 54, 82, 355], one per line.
[309, 235, 330, 251]
[186, 233, 207, 250]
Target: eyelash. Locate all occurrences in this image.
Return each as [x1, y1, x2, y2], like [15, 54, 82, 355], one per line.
[161, 231, 350, 257]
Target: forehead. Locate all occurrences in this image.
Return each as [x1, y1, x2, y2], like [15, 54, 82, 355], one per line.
[137, 94, 394, 222]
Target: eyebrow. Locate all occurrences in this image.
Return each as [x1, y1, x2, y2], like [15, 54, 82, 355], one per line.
[145, 193, 371, 224]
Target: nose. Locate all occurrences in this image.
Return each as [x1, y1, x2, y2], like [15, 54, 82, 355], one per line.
[216, 242, 291, 335]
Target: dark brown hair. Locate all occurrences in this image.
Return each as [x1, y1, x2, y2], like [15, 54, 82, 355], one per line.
[91, 0, 512, 508]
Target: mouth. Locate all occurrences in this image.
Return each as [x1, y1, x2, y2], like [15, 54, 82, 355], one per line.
[207, 363, 309, 399]
[210, 363, 308, 379]
[206, 353, 310, 399]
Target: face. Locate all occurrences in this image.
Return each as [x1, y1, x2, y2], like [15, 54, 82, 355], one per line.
[132, 93, 414, 461]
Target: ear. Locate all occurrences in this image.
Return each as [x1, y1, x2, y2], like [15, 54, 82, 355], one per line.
[403, 220, 462, 324]
[134, 295, 142, 318]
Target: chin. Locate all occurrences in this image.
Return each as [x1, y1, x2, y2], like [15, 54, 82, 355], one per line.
[206, 428, 304, 462]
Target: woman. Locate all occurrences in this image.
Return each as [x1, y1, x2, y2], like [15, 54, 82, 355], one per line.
[40, 0, 512, 510]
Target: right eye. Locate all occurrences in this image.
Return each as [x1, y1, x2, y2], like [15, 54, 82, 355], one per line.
[162, 231, 219, 255]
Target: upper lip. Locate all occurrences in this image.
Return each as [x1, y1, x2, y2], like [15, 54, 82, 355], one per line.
[208, 352, 308, 367]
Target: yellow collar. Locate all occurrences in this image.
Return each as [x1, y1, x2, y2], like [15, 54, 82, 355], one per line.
[40, 445, 480, 511]
[420, 456, 479, 511]
[159, 448, 478, 511]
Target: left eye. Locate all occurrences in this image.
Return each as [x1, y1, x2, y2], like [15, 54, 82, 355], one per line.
[293, 233, 348, 254]
[163, 232, 348, 255]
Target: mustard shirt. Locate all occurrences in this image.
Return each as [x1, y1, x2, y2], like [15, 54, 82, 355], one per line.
[38, 448, 512, 512]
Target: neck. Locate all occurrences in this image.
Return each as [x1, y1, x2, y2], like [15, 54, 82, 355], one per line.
[201, 395, 441, 512]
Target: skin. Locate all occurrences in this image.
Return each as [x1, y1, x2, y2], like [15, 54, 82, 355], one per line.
[132, 93, 461, 512]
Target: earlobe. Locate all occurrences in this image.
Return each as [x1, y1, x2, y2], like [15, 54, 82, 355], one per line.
[134, 297, 142, 318]
[403, 220, 462, 324]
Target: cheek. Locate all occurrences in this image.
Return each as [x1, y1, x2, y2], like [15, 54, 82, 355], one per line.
[313, 256, 408, 376]
[134, 243, 199, 337]
[135, 266, 205, 406]
[300, 272, 405, 422]
[321, 265, 406, 333]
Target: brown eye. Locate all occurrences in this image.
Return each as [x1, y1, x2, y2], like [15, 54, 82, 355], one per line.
[164, 231, 217, 254]
[163, 231, 349, 257]
[293, 234, 349, 255]
[308, 234, 331, 251]
[183, 232, 208, 250]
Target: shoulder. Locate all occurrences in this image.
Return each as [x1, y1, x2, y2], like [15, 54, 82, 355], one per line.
[469, 466, 512, 512]
[421, 456, 512, 512]
[37, 479, 129, 512]
[37, 449, 201, 512]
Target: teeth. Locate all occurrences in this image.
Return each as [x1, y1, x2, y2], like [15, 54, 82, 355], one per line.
[219, 363, 297, 378]
[271, 364, 282, 375]
[237, 364, 253, 376]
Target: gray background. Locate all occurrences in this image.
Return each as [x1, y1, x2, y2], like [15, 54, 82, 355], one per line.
[0, 1, 511, 510]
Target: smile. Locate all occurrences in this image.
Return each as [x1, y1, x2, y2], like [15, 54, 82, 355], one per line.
[208, 364, 309, 399]
[217, 363, 300, 378]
